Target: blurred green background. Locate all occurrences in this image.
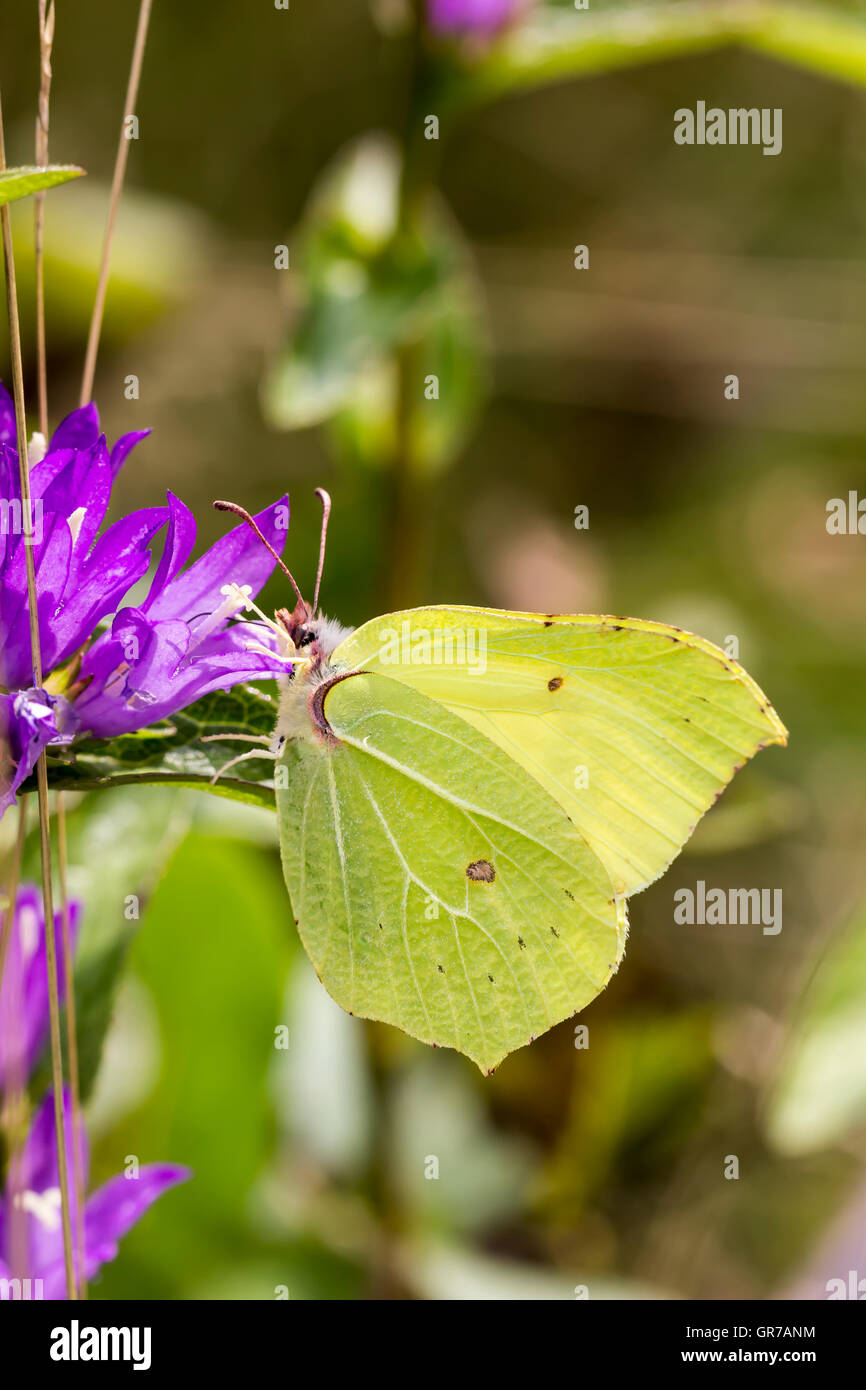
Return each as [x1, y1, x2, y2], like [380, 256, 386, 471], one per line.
[3, 0, 866, 1299]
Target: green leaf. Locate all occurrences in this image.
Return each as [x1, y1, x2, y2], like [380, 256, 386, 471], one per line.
[37, 686, 279, 808]
[262, 135, 486, 477]
[0, 164, 85, 206]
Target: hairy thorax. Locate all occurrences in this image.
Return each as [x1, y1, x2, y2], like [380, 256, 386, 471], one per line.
[271, 613, 355, 752]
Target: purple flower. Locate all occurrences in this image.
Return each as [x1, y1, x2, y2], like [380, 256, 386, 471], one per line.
[0, 387, 163, 695]
[0, 1089, 190, 1298]
[0, 883, 80, 1093]
[71, 490, 291, 737]
[0, 382, 290, 814]
[0, 688, 79, 819]
[427, 0, 529, 37]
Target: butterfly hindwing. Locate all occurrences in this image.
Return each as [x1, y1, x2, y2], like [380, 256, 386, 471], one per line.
[332, 606, 789, 898]
[276, 670, 625, 1073]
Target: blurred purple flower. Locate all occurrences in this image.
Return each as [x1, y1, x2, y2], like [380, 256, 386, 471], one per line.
[0, 1089, 189, 1298]
[0, 883, 80, 1094]
[0, 383, 290, 814]
[427, 0, 529, 37]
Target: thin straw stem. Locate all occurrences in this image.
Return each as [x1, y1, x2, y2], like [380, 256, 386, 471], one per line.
[32, 0, 88, 1299]
[79, 0, 153, 406]
[0, 802, 29, 1278]
[0, 85, 77, 1302]
[34, 0, 53, 436]
[56, 798, 87, 1296]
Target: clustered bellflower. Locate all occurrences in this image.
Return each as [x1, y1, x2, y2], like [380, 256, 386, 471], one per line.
[0, 382, 291, 819]
[0, 886, 189, 1298]
[427, 0, 530, 38]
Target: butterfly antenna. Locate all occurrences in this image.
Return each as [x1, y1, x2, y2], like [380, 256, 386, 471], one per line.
[213, 499, 304, 605]
[312, 487, 331, 613]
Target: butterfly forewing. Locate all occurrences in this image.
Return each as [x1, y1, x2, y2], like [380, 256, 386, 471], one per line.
[332, 606, 789, 898]
[276, 671, 625, 1073]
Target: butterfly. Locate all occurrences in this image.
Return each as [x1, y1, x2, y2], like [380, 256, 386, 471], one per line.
[212, 492, 788, 1074]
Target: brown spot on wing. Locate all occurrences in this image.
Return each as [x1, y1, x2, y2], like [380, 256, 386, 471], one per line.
[466, 859, 495, 883]
[548, 676, 564, 692]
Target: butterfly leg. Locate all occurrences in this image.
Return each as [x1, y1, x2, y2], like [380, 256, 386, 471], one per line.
[209, 748, 276, 786]
[201, 733, 271, 747]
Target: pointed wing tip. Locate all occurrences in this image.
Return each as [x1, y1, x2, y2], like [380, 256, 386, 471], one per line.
[759, 705, 789, 749]
[477, 1053, 506, 1077]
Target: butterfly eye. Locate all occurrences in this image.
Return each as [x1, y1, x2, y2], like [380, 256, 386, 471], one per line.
[296, 628, 316, 648]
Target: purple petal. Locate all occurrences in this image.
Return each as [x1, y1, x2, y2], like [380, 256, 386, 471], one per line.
[0, 382, 17, 447]
[130, 651, 287, 725]
[142, 492, 197, 610]
[73, 611, 286, 736]
[31, 440, 113, 566]
[48, 402, 100, 452]
[110, 428, 151, 479]
[0, 689, 78, 819]
[179, 619, 288, 689]
[18, 1090, 89, 1201]
[19, 1164, 193, 1296]
[83, 1165, 191, 1259]
[64, 634, 127, 735]
[71, 614, 179, 738]
[0, 886, 81, 1092]
[145, 497, 290, 623]
[0, 884, 45, 1090]
[28, 446, 78, 502]
[68, 624, 141, 738]
[113, 611, 192, 704]
[35, 1163, 190, 1298]
[0, 442, 20, 571]
[0, 513, 73, 686]
[9, 1089, 87, 1288]
[50, 507, 168, 668]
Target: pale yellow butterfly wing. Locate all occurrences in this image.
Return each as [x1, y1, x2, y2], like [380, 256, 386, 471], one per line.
[332, 607, 788, 898]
